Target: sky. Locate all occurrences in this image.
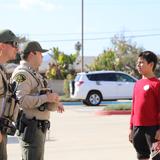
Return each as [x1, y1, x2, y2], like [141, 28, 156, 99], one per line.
[1, 0, 160, 56]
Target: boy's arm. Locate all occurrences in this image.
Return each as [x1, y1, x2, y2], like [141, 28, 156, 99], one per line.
[129, 84, 136, 129]
[157, 83, 160, 128]
[128, 84, 136, 143]
[155, 83, 160, 140]
[130, 107, 134, 129]
[0, 131, 2, 143]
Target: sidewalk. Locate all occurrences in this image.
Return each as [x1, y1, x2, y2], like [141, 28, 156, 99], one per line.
[7, 106, 136, 160]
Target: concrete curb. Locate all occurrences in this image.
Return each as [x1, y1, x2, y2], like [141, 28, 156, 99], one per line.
[95, 110, 131, 116]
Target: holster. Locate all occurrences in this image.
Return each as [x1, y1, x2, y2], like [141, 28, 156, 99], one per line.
[22, 118, 38, 143]
[17, 114, 38, 143]
[16, 113, 50, 143]
[37, 120, 50, 133]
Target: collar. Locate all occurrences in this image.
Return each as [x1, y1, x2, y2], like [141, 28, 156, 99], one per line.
[20, 60, 36, 72]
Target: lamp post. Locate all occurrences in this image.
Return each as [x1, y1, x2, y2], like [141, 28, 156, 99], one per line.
[81, 0, 84, 72]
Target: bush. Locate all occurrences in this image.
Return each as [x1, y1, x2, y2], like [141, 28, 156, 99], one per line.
[63, 74, 75, 98]
[63, 79, 70, 98]
[103, 103, 131, 110]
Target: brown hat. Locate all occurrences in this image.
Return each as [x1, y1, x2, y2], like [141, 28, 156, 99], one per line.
[0, 29, 18, 43]
[22, 41, 48, 54]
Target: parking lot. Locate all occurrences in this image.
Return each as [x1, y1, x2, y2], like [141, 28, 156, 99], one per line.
[7, 104, 136, 160]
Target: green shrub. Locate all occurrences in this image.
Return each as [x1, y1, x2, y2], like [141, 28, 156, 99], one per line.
[103, 103, 131, 110]
[63, 74, 75, 98]
[63, 79, 70, 98]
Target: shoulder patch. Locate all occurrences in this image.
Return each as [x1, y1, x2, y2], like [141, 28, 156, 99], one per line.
[15, 74, 26, 83]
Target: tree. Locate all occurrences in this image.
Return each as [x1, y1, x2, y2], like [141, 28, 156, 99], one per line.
[111, 34, 143, 77]
[46, 47, 79, 79]
[86, 49, 119, 71]
[86, 34, 144, 78]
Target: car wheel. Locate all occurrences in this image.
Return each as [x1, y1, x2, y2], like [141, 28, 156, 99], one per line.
[82, 100, 90, 106]
[86, 91, 102, 106]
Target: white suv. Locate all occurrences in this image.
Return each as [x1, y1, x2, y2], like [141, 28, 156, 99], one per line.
[70, 71, 137, 106]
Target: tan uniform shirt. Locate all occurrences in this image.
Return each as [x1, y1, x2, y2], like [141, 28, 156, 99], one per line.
[0, 66, 8, 116]
[11, 61, 50, 120]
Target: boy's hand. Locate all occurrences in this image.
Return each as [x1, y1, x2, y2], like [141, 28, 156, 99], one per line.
[0, 132, 2, 143]
[152, 141, 160, 151]
[155, 129, 160, 140]
[129, 129, 133, 143]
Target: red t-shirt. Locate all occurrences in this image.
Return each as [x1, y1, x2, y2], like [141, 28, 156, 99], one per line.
[130, 77, 160, 129]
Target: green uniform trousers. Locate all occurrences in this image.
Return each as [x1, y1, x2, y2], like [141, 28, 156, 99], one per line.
[0, 134, 7, 160]
[19, 127, 46, 160]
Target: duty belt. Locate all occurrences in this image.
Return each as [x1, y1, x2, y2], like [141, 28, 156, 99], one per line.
[37, 120, 50, 133]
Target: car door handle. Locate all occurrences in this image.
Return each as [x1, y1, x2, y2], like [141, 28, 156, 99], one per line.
[96, 81, 101, 85]
[117, 83, 122, 86]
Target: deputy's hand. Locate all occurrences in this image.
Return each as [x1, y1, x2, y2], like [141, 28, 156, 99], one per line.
[46, 92, 60, 103]
[0, 132, 2, 143]
[57, 102, 64, 113]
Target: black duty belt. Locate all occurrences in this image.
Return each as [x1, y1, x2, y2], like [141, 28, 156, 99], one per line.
[37, 120, 50, 132]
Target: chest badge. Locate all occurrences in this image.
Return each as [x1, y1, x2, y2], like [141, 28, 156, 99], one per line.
[143, 84, 150, 91]
[15, 74, 26, 83]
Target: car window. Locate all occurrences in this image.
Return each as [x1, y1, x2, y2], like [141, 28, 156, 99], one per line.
[104, 73, 117, 81]
[75, 74, 81, 81]
[115, 73, 136, 82]
[87, 74, 102, 81]
[87, 73, 117, 81]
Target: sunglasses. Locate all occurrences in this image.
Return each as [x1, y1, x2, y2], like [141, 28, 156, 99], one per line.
[4, 41, 18, 48]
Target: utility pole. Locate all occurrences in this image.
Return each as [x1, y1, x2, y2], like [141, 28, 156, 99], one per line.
[81, 0, 84, 72]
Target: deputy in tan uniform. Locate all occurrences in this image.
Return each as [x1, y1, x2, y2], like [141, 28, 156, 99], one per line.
[0, 29, 19, 160]
[11, 41, 64, 160]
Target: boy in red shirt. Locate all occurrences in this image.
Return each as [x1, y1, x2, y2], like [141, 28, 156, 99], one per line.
[129, 51, 160, 160]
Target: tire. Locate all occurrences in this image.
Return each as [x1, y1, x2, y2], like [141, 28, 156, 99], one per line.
[82, 100, 90, 106]
[86, 91, 102, 106]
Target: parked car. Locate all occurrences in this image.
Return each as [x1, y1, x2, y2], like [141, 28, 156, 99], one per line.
[70, 71, 137, 106]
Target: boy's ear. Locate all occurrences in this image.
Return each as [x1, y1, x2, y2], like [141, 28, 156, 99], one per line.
[150, 62, 154, 69]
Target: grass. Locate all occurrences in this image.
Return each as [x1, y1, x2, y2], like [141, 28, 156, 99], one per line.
[60, 95, 80, 102]
[103, 103, 131, 111]
[60, 96, 132, 110]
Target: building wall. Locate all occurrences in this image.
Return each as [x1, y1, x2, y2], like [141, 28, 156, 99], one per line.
[48, 79, 64, 95]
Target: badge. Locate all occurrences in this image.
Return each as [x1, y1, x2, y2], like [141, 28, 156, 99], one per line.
[15, 74, 26, 83]
[144, 84, 149, 91]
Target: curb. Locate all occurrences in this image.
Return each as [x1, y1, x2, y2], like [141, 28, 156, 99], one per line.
[95, 110, 131, 116]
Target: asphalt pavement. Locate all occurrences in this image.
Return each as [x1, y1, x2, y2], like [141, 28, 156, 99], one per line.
[7, 104, 137, 160]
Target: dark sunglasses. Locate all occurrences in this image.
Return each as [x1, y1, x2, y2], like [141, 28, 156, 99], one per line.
[4, 41, 18, 48]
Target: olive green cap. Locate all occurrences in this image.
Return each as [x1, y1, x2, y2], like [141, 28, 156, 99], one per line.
[22, 41, 48, 54]
[0, 29, 18, 43]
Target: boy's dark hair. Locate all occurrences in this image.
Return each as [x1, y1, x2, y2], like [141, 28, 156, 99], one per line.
[139, 51, 158, 71]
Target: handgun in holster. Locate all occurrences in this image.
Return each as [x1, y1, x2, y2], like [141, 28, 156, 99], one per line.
[20, 115, 38, 143]
[38, 120, 50, 133]
[16, 111, 25, 136]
